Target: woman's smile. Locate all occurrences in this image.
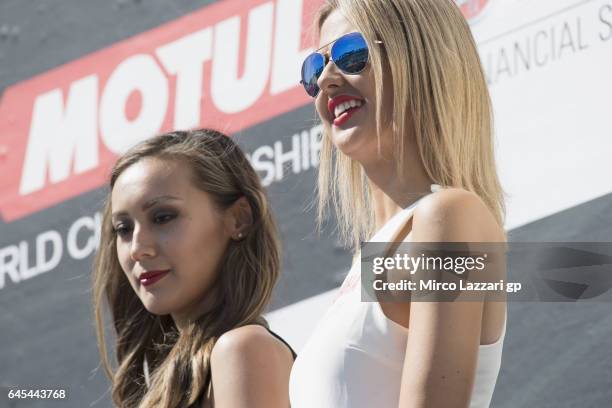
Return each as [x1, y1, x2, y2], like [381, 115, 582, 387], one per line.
[328, 95, 366, 126]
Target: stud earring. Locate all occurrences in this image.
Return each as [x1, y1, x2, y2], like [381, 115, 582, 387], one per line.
[237, 232, 243, 239]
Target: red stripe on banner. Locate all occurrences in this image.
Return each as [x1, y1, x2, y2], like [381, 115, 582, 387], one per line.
[0, 0, 324, 222]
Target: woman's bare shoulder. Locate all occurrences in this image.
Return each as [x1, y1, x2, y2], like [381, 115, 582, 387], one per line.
[209, 325, 293, 407]
[211, 324, 293, 364]
[412, 187, 505, 242]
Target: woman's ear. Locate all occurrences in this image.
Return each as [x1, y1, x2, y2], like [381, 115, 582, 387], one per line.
[225, 196, 253, 241]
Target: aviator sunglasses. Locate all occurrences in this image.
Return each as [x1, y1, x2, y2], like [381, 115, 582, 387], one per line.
[300, 32, 381, 98]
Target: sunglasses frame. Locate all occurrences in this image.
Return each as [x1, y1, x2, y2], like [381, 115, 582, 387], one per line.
[300, 32, 383, 98]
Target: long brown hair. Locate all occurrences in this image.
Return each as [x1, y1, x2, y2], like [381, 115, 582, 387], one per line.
[315, 0, 506, 250]
[92, 129, 280, 407]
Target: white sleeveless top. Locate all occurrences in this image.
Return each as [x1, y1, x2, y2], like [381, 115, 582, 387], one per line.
[289, 191, 506, 408]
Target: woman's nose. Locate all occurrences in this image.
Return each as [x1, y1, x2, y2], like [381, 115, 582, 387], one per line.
[129, 226, 157, 261]
[317, 55, 344, 95]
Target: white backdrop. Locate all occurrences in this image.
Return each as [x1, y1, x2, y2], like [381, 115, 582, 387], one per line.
[472, 0, 612, 229]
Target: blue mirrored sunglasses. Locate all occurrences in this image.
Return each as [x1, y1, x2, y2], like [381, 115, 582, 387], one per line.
[300, 32, 381, 98]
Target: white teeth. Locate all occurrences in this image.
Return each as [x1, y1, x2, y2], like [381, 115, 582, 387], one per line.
[334, 99, 363, 118]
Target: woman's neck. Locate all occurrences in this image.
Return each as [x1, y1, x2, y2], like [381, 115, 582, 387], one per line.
[171, 287, 219, 334]
[363, 158, 433, 232]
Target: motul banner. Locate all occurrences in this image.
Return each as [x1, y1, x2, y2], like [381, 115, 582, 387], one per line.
[0, 0, 322, 222]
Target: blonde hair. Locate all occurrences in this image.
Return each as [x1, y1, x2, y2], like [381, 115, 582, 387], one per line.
[315, 0, 505, 250]
[92, 129, 280, 407]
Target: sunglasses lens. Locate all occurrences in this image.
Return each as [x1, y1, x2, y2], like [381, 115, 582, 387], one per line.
[332, 32, 369, 74]
[301, 53, 325, 97]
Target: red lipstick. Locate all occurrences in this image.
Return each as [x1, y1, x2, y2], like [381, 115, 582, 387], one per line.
[333, 108, 360, 126]
[139, 270, 170, 287]
[328, 95, 365, 127]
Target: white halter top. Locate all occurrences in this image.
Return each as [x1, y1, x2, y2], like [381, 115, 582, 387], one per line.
[289, 190, 506, 408]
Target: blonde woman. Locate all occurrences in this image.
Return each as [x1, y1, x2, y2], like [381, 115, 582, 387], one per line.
[291, 0, 507, 407]
[92, 129, 295, 408]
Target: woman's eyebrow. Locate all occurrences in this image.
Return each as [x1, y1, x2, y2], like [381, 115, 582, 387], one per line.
[111, 195, 183, 218]
[141, 195, 182, 211]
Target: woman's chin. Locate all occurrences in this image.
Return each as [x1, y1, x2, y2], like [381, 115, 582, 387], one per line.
[331, 130, 374, 161]
[142, 303, 170, 316]
[331, 129, 360, 152]
[139, 295, 173, 315]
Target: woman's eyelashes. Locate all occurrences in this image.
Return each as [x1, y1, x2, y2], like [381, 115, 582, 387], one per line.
[152, 211, 177, 225]
[112, 210, 178, 238]
[112, 222, 132, 237]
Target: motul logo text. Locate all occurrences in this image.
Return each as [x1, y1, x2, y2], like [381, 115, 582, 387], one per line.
[0, 0, 322, 221]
